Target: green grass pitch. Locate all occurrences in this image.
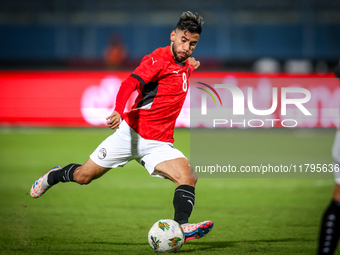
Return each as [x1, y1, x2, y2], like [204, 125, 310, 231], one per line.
[0, 127, 338, 254]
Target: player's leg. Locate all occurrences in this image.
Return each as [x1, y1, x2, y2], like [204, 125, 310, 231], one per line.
[318, 184, 340, 255]
[154, 157, 197, 187]
[73, 158, 110, 184]
[154, 158, 213, 241]
[141, 146, 197, 225]
[30, 120, 133, 198]
[139, 140, 213, 242]
[30, 159, 110, 198]
[318, 129, 340, 254]
[154, 157, 197, 224]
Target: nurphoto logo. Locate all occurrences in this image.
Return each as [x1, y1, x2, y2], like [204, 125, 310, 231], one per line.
[196, 83, 312, 128]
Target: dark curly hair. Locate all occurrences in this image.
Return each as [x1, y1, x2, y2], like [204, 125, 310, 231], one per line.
[175, 11, 204, 35]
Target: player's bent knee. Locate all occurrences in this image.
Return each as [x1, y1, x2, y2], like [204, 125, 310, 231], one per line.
[190, 168, 198, 183]
[178, 171, 198, 187]
[189, 172, 198, 185]
[191, 175, 198, 186]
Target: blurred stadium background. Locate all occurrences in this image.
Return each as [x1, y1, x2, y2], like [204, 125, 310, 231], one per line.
[1, 1, 340, 254]
[0, 0, 339, 72]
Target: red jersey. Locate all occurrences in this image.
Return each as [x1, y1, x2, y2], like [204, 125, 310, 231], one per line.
[115, 46, 195, 143]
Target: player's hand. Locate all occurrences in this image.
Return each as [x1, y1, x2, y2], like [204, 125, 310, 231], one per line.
[188, 57, 200, 70]
[106, 111, 121, 129]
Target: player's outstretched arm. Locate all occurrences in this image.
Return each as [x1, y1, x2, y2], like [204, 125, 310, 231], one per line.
[106, 111, 121, 129]
[188, 57, 200, 70]
[107, 75, 140, 129]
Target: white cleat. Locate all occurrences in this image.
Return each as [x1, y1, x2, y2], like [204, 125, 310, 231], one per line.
[30, 166, 61, 198]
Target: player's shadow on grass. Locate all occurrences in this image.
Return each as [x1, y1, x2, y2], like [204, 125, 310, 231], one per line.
[181, 238, 313, 253]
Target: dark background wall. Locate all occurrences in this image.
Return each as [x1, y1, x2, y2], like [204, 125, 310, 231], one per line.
[0, 0, 339, 71]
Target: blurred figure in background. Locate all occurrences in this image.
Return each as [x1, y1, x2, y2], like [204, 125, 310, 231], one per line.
[252, 57, 281, 73]
[104, 33, 127, 69]
[317, 62, 340, 255]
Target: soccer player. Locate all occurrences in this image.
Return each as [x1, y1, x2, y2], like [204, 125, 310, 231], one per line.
[317, 63, 340, 254]
[30, 11, 213, 242]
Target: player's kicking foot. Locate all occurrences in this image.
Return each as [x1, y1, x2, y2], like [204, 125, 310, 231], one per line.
[30, 166, 61, 198]
[181, 220, 214, 242]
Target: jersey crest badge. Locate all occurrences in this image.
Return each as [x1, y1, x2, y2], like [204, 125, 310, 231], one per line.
[98, 148, 107, 159]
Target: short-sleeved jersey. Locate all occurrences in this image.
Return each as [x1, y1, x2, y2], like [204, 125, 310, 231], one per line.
[122, 46, 195, 143]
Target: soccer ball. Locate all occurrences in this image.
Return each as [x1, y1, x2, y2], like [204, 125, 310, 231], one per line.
[148, 219, 185, 253]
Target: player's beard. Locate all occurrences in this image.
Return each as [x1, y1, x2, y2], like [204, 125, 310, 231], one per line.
[172, 43, 188, 63]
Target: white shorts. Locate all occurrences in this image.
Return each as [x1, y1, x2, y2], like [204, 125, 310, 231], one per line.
[89, 121, 187, 178]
